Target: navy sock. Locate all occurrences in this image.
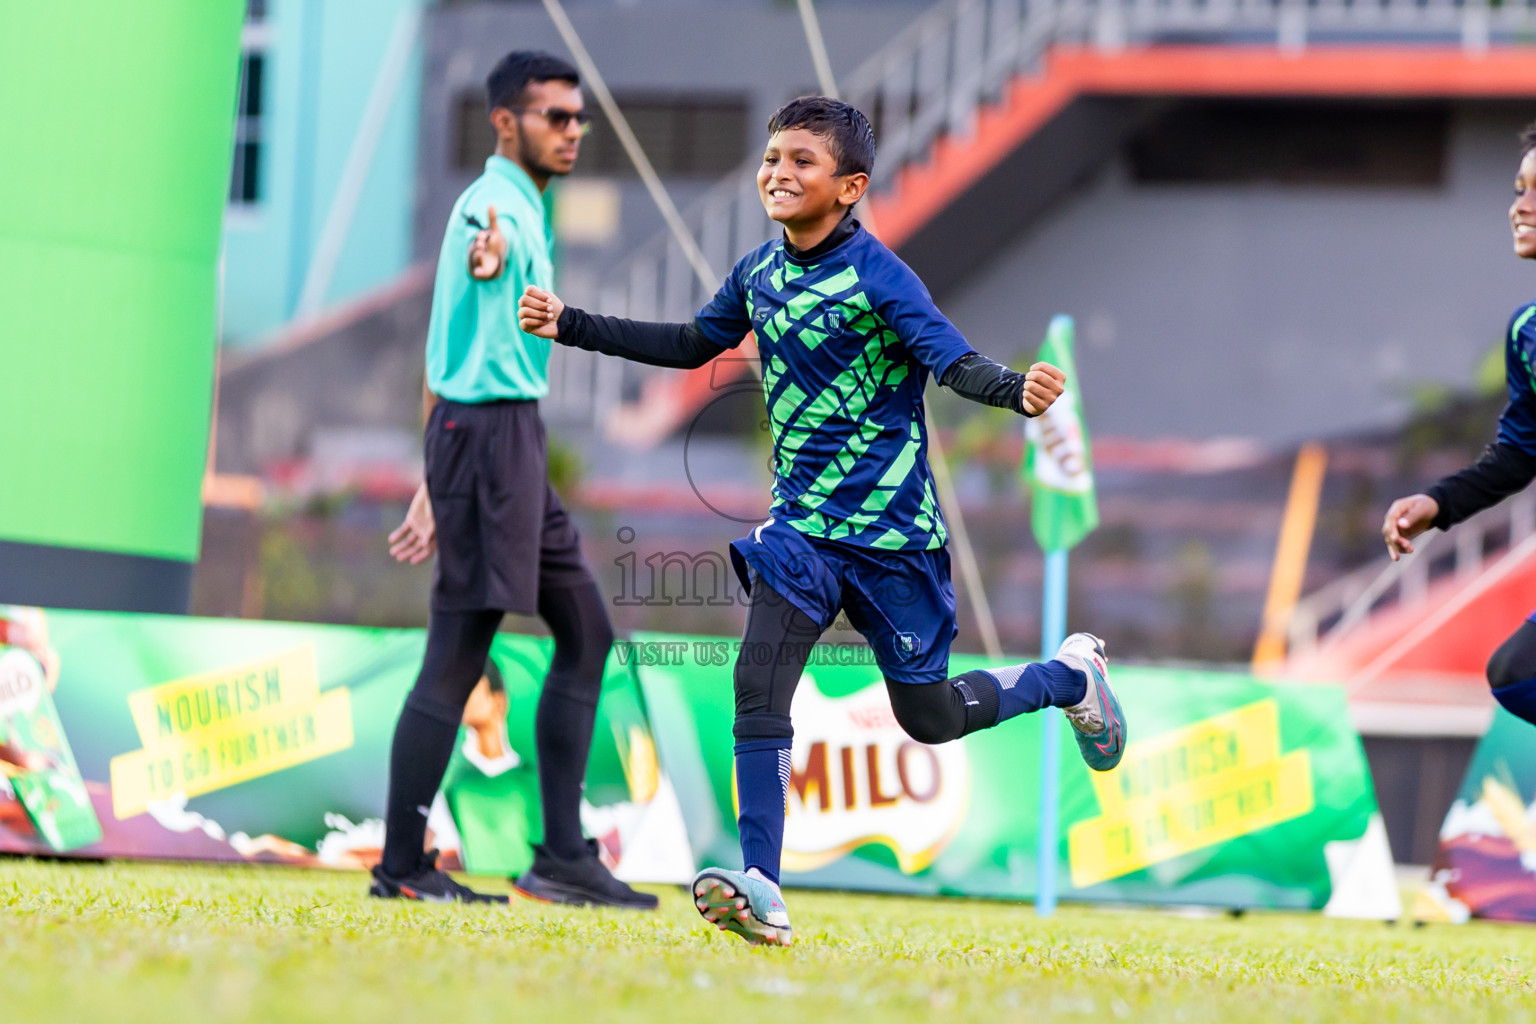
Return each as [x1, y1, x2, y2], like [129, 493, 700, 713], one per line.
[1494, 676, 1536, 725]
[982, 660, 1087, 726]
[735, 738, 792, 885]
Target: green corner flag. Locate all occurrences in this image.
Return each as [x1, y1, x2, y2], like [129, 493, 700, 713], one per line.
[1023, 315, 1098, 552]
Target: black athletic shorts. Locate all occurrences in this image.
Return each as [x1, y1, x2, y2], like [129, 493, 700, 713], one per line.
[425, 398, 594, 614]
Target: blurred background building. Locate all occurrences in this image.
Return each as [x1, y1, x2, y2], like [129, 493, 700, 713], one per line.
[221, 0, 427, 343]
[200, 0, 1536, 864]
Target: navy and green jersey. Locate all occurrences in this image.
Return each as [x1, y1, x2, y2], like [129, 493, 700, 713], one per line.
[1424, 298, 1536, 530]
[693, 221, 974, 551]
[1499, 300, 1536, 455]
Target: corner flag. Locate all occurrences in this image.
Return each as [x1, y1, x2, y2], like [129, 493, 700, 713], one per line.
[1023, 315, 1098, 553]
[1022, 314, 1098, 919]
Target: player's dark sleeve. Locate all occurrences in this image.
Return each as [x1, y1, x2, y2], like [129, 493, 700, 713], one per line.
[868, 246, 972, 380]
[938, 352, 1032, 416]
[691, 251, 756, 348]
[1432, 304, 1536, 528]
[1425, 443, 1536, 531]
[549, 255, 754, 367]
[555, 307, 720, 369]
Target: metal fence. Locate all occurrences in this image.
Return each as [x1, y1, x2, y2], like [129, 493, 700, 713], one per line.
[1287, 489, 1536, 660]
[544, 0, 1536, 428]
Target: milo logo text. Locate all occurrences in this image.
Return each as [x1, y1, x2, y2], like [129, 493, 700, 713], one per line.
[779, 677, 970, 874]
[789, 738, 942, 812]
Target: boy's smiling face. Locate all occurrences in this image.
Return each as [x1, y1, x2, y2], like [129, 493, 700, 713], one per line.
[1513, 147, 1536, 260]
[757, 128, 868, 239]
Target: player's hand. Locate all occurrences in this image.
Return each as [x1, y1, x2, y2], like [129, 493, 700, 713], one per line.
[1382, 494, 1439, 561]
[1021, 361, 1067, 416]
[519, 285, 565, 339]
[469, 204, 508, 280]
[388, 483, 437, 564]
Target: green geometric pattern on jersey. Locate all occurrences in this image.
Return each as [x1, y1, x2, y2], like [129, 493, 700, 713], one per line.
[752, 261, 947, 551]
[1515, 304, 1536, 395]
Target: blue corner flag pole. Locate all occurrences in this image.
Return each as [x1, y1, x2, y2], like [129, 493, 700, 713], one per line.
[1037, 547, 1069, 916]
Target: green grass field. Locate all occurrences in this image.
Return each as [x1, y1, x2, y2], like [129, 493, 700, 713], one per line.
[2, 859, 1534, 1023]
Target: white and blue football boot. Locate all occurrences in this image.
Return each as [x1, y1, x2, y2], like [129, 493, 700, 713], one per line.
[692, 867, 792, 946]
[1054, 633, 1126, 772]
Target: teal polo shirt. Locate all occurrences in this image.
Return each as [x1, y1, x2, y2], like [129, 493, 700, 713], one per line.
[425, 155, 554, 402]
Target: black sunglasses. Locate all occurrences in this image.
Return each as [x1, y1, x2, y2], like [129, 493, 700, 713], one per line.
[509, 106, 593, 134]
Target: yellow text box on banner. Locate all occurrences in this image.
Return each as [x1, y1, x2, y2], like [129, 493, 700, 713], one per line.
[109, 689, 352, 819]
[1090, 699, 1283, 814]
[1068, 699, 1315, 888]
[126, 645, 320, 747]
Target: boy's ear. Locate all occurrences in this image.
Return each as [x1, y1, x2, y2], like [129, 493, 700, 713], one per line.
[838, 171, 871, 208]
[490, 106, 518, 143]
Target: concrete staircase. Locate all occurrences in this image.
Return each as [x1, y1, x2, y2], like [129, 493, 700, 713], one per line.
[546, 0, 1536, 441]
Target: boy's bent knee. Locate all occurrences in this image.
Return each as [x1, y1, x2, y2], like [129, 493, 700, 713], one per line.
[887, 683, 965, 745]
[1489, 648, 1514, 689]
[894, 711, 962, 746]
[1488, 620, 1536, 690]
[1489, 644, 1525, 690]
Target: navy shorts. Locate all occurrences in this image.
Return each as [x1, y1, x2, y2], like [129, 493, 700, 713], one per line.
[426, 398, 594, 615]
[729, 517, 957, 684]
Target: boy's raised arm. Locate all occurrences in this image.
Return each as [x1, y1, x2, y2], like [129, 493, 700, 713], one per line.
[867, 253, 1065, 416]
[519, 285, 724, 370]
[939, 353, 1065, 417]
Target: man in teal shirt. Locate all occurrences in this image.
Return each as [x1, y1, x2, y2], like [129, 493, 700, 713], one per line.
[425, 155, 554, 402]
[373, 51, 653, 910]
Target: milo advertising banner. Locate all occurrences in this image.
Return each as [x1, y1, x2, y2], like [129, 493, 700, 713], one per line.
[0, 606, 693, 883]
[635, 634, 1397, 915]
[1416, 707, 1536, 924]
[0, 604, 1395, 913]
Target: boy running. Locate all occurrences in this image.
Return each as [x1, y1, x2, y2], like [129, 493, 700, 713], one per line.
[518, 97, 1125, 944]
[1383, 120, 1536, 728]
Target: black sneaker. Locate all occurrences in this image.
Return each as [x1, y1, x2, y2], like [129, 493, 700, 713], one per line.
[513, 840, 659, 909]
[369, 850, 509, 904]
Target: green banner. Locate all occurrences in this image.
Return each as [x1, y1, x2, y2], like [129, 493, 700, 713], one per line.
[0, 605, 1396, 914]
[1417, 708, 1536, 923]
[633, 633, 1394, 912]
[0, 606, 692, 882]
[1024, 315, 1099, 553]
[0, 2, 242, 562]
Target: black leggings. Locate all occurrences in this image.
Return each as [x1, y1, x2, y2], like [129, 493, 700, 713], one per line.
[732, 576, 998, 745]
[381, 581, 612, 874]
[405, 582, 611, 719]
[1488, 619, 1536, 689]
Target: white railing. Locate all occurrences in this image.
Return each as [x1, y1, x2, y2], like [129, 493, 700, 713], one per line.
[1287, 488, 1536, 660]
[543, 0, 1536, 427]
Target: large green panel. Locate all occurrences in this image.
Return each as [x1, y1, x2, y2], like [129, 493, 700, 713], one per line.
[0, 2, 244, 561]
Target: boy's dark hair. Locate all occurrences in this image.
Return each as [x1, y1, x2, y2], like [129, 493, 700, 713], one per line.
[1522, 120, 1536, 156]
[767, 96, 876, 177]
[486, 51, 580, 112]
[483, 658, 505, 695]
